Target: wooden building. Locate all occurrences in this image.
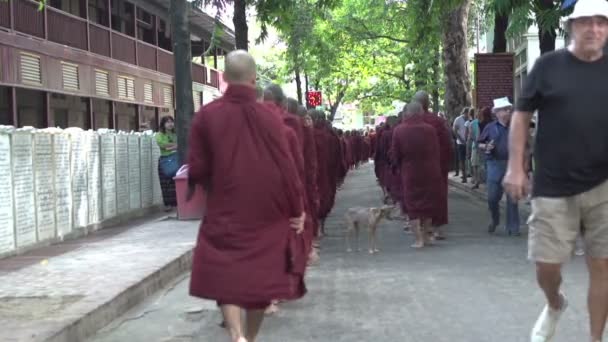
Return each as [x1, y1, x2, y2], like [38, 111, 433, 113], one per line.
[0, 0, 234, 131]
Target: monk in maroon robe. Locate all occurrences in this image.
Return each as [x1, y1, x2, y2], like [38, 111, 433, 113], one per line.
[187, 51, 306, 342]
[413, 91, 453, 239]
[392, 102, 442, 249]
[378, 121, 396, 203]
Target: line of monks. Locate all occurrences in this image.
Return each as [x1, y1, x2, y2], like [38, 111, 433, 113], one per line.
[374, 92, 454, 248]
[185, 51, 375, 342]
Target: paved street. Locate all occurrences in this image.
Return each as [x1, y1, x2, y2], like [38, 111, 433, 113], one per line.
[90, 163, 594, 342]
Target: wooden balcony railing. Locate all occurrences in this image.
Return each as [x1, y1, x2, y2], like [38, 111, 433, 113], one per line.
[157, 49, 174, 76]
[137, 41, 157, 71]
[192, 63, 206, 84]
[47, 7, 87, 51]
[89, 23, 111, 57]
[209, 69, 219, 88]
[5, 0, 222, 90]
[0, 0, 10, 29]
[14, 0, 44, 38]
[112, 32, 137, 65]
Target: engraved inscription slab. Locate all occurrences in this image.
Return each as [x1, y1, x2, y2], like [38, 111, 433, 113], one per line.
[151, 138, 163, 206]
[53, 132, 72, 237]
[100, 133, 117, 220]
[128, 134, 141, 210]
[87, 132, 101, 225]
[68, 129, 88, 229]
[140, 135, 153, 207]
[0, 130, 15, 253]
[34, 132, 56, 241]
[115, 134, 129, 214]
[12, 130, 37, 247]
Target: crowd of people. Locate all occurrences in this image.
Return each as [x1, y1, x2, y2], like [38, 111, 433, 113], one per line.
[184, 50, 376, 342]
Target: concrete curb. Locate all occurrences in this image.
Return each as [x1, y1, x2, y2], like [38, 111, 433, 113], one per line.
[45, 248, 193, 342]
[448, 178, 531, 217]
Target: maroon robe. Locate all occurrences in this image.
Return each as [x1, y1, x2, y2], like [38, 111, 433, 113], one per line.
[392, 115, 442, 220]
[302, 123, 320, 239]
[188, 85, 306, 305]
[314, 123, 332, 220]
[378, 127, 394, 189]
[422, 111, 453, 227]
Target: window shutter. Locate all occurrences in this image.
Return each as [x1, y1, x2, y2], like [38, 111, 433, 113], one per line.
[117, 77, 127, 99]
[20, 52, 41, 85]
[144, 82, 153, 103]
[61, 62, 79, 91]
[163, 86, 173, 107]
[95, 70, 109, 96]
[126, 78, 135, 100]
[193, 90, 201, 111]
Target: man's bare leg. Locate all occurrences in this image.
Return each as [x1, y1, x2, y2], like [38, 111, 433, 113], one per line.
[536, 262, 563, 310]
[410, 219, 424, 248]
[220, 304, 245, 342]
[587, 257, 608, 341]
[245, 309, 265, 342]
[422, 218, 433, 245]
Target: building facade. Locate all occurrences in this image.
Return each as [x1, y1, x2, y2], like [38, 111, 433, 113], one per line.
[0, 0, 234, 131]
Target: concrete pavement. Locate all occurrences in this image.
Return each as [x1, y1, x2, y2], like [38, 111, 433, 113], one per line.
[89, 163, 596, 342]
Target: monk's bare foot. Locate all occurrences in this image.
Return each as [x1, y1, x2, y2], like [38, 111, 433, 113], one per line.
[373, 248, 380, 253]
[308, 249, 320, 265]
[411, 241, 424, 249]
[368, 249, 374, 254]
[434, 233, 446, 240]
[346, 248, 353, 253]
[264, 303, 279, 315]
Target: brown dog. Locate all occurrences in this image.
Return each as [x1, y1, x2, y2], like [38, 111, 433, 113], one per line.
[345, 205, 394, 254]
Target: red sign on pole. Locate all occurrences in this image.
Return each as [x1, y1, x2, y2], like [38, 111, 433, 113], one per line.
[306, 91, 322, 108]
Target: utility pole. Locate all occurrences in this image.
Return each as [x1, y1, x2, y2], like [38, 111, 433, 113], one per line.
[170, 0, 194, 165]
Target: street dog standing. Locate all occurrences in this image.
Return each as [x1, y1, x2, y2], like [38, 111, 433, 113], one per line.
[345, 205, 394, 254]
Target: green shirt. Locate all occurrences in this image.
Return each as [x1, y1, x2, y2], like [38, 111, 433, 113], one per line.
[156, 132, 177, 157]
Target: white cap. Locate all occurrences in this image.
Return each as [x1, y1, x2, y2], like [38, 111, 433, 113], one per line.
[568, 0, 608, 20]
[492, 97, 512, 112]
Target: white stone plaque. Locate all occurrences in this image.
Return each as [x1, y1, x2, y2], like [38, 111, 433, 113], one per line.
[128, 134, 141, 210]
[151, 137, 163, 206]
[33, 131, 56, 241]
[115, 133, 129, 214]
[87, 132, 101, 225]
[100, 133, 117, 219]
[67, 129, 88, 229]
[53, 131, 72, 237]
[140, 134, 153, 208]
[0, 128, 15, 253]
[12, 129, 37, 247]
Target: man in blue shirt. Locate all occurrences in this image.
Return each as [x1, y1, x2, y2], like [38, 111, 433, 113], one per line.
[478, 97, 520, 235]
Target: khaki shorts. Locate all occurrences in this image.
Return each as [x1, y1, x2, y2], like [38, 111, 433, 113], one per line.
[528, 179, 608, 263]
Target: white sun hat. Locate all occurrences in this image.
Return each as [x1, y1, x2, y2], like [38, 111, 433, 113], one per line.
[492, 97, 512, 112]
[568, 0, 608, 20]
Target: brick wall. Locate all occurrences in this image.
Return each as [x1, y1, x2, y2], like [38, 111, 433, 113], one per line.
[474, 53, 514, 110]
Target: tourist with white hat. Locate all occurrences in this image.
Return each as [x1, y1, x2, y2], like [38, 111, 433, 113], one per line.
[477, 96, 520, 236]
[503, 0, 608, 340]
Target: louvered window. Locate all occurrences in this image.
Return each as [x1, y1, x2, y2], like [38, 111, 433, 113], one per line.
[95, 70, 109, 97]
[193, 90, 201, 111]
[20, 52, 41, 85]
[117, 76, 135, 100]
[163, 86, 173, 107]
[144, 82, 153, 103]
[61, 62, 79, 91]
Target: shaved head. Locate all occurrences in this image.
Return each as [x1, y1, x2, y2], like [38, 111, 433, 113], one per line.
[404, 102, 423, 117]
[413, 91, 430, 111]
[263, 84, 286, 107]
[296, 105, 307, 117]
[224, 50, 257, 84]
[286, 97, 299, 114]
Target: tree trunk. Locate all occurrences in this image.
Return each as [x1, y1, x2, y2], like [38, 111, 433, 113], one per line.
[304, 72, 309, 94]
[432, 45, 441, 113]
[329, 89, 346, 122]
[171, 0, 194, 165]
[492, 12, 509, 53]
[233, 0, 248, 50]
[295, 66, 303, 104]
[536, 0, 557, 55]
[442, 0, 472, 121]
